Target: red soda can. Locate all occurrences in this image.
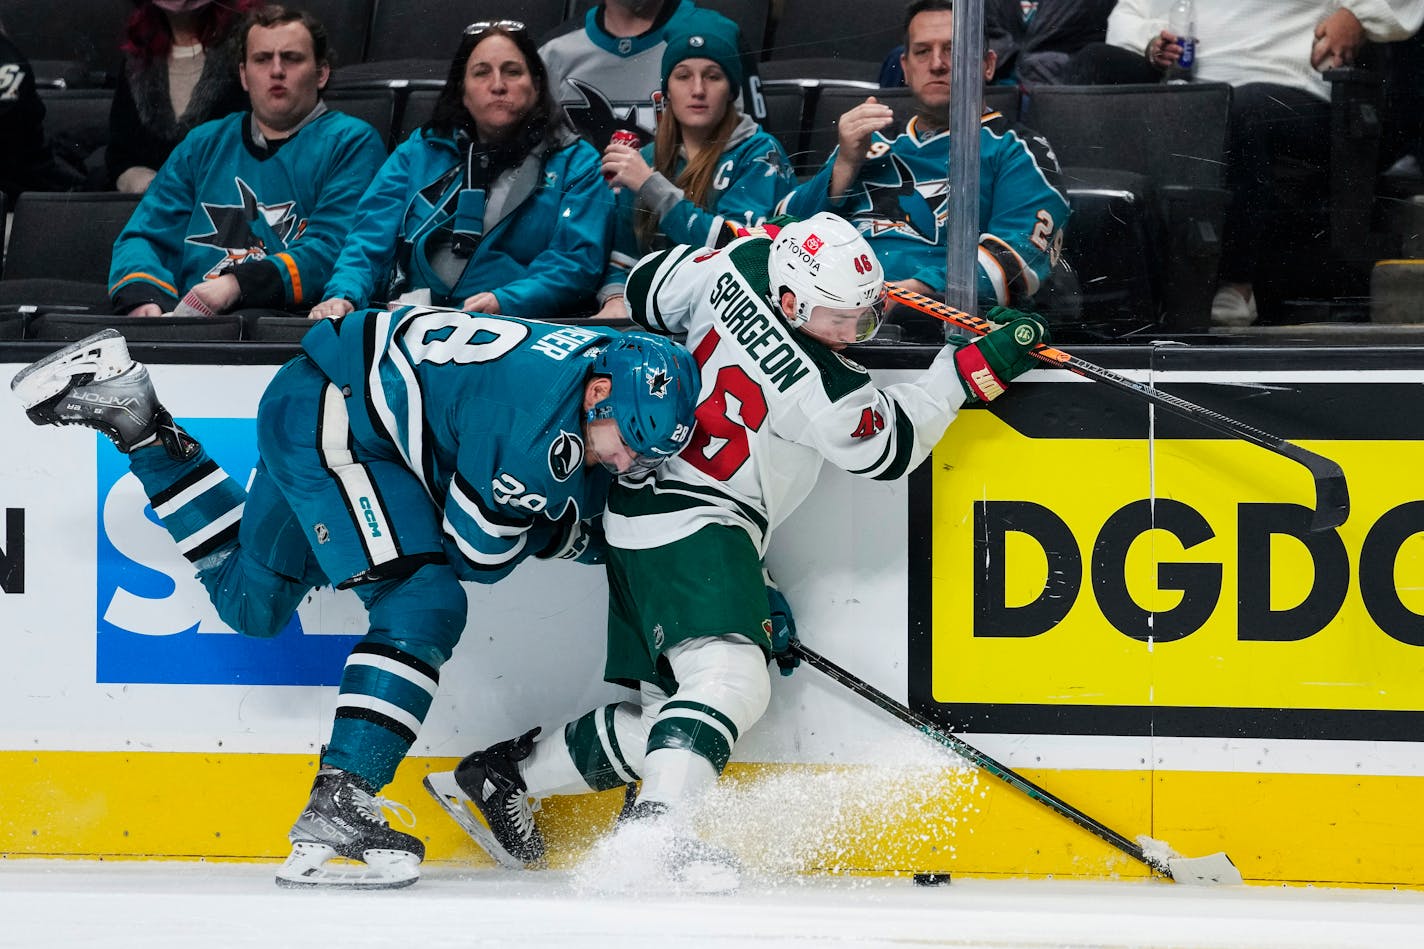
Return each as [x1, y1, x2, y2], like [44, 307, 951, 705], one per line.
[605, 128, 642, 181]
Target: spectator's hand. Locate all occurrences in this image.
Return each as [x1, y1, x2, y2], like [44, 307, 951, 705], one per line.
[602, 141, 654, 193]
[310, 298, 354, 320]
[115, 166, 157, 195]
[1147, 30, 1184, 69]
[836, 97, 895, 161]
[594, 295, 629, 322]
[1312, 8, 1364, 70]
[186, 274, 240, 314]
[128, 303, 163, 317]
[462, 292, 501, 314]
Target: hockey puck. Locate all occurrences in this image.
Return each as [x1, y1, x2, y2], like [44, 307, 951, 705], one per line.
[912, 872, 951, 886]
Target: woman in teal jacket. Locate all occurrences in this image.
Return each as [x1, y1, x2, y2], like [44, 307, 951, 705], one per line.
[594, 12, 795, 321]
[312, 22, 613, 320]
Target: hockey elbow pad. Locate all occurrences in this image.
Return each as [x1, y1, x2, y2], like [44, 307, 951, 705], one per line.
[953, 309, 1048, 402]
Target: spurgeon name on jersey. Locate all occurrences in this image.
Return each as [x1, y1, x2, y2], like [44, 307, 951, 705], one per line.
[610, 236, 968, 556]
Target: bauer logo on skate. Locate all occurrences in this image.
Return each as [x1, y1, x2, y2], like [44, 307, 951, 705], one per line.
[915, 395, 1424, 743]
[94, 417, 361, 686]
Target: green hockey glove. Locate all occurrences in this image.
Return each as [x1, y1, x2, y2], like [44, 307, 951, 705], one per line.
[952, 308, 1049, 402]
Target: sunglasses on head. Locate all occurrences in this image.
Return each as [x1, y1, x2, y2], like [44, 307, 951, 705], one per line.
[464, 19, 526, 35]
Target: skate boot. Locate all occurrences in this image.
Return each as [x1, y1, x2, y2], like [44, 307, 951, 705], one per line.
[274, 767, 424, 889]
[578, 799, 742, 895]
[10, 329, 196, 460]
[424, 727, 545, 869]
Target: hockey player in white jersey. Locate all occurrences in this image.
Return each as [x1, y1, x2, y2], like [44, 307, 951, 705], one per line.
[426, 212, 1048, 892]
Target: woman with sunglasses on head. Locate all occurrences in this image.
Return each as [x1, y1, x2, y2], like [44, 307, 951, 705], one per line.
[310, 21, 614, 321]
[109, 0, 262, 194]
[594, 11, 796, 321]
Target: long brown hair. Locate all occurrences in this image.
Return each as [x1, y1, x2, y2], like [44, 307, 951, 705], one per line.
[634, 101, 741, 250]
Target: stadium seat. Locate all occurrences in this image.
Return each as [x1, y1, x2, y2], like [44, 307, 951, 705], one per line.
[1023, 82, 1233, 332]
[27, 313, 243, 342]
[0, 192, 140, 311]
[299, 0, 375, 68]
[38, 87, 113, 185]
[0, 0, 125, 86]
[337, 0, 565, 85]
[3, 192, 138, 283]
[324, 87, 399, 150]
[759, 81, 812, 175]
[763, 0, 903, 80]
[391, 86, 442, 144]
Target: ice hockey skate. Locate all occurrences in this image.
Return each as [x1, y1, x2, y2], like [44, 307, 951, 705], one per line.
[10, 329, 196, 459]
[274, 767, 424, 889]
[575, 799, 742, 895]
[423, 728, 546, 869]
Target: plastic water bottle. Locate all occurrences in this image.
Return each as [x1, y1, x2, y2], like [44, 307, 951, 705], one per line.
[1166, 0, 1196, 82]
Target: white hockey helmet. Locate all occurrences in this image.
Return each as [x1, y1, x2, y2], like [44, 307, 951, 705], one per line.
[768, 212, 887, 346]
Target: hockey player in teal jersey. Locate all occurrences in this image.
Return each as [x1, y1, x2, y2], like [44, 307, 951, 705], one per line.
[778, 0, 1070, 326]
[108, 7, 386, 317]
[425, 213, 1049, 892]
[10, 309, 698, 890]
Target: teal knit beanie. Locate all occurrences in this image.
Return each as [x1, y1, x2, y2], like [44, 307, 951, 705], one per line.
[661, 12, 744, 94]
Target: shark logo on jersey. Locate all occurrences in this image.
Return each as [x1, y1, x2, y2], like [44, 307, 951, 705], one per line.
[848, 153, 948, 245]
[752, 147, 793, 181]
[560, 78, 652, 148]
[189, 177, 308, 279]
[548, 430, 584, 482]
[646, 368, 671, 399]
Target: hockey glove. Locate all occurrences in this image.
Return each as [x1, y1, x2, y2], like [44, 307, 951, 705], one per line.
[952, 308, 1049, 402]
[766, 585, 799, 677]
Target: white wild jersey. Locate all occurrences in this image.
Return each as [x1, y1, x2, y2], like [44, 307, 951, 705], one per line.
[606, 235, 969, 555]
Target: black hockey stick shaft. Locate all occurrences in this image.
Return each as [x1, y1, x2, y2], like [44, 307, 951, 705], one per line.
[886, 284, 1350, 532]
[789, 640, 1175, 878]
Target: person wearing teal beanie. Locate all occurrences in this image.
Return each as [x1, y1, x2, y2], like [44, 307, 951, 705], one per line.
[595, 10, 795, 320]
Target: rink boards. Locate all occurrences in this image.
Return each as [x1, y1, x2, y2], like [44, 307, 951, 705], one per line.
[1, 342, 1421, 886]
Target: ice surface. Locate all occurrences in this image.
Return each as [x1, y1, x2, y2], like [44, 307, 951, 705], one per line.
[3, 859, 1424, 949]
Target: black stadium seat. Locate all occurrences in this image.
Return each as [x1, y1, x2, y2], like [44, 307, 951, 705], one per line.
[336, 0, 566, 86]
[324, 87, 399, 151]
[0, 192, 140, 312]
[764, 0, 903, 76]
[1024, 82, 1233, 332]
[0, 0, 125, 86]
[298, 0, 375, 69]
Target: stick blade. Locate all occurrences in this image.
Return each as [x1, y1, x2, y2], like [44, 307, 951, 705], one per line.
[1137, 835, 1243, 885]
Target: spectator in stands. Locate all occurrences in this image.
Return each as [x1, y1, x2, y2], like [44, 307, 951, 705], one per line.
[109, 0, 261, 194]
[880, 0, 1115, 87]
[108, 5, 385, 318]
[538, 0, 765, 147]
[781, 0, 1070, 338]
[0, 21, 78, 203]
[310, 21, 612, 320]
[596, 11, 796, 320]
[1071, 0, 1424, 326]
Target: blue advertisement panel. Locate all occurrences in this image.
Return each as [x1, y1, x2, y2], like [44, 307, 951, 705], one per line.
[95, 417, 360, 686]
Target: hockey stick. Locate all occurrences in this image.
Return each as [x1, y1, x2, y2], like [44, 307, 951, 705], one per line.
[789, 640, 1242, 885]
[885, 283, 1350, 532]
